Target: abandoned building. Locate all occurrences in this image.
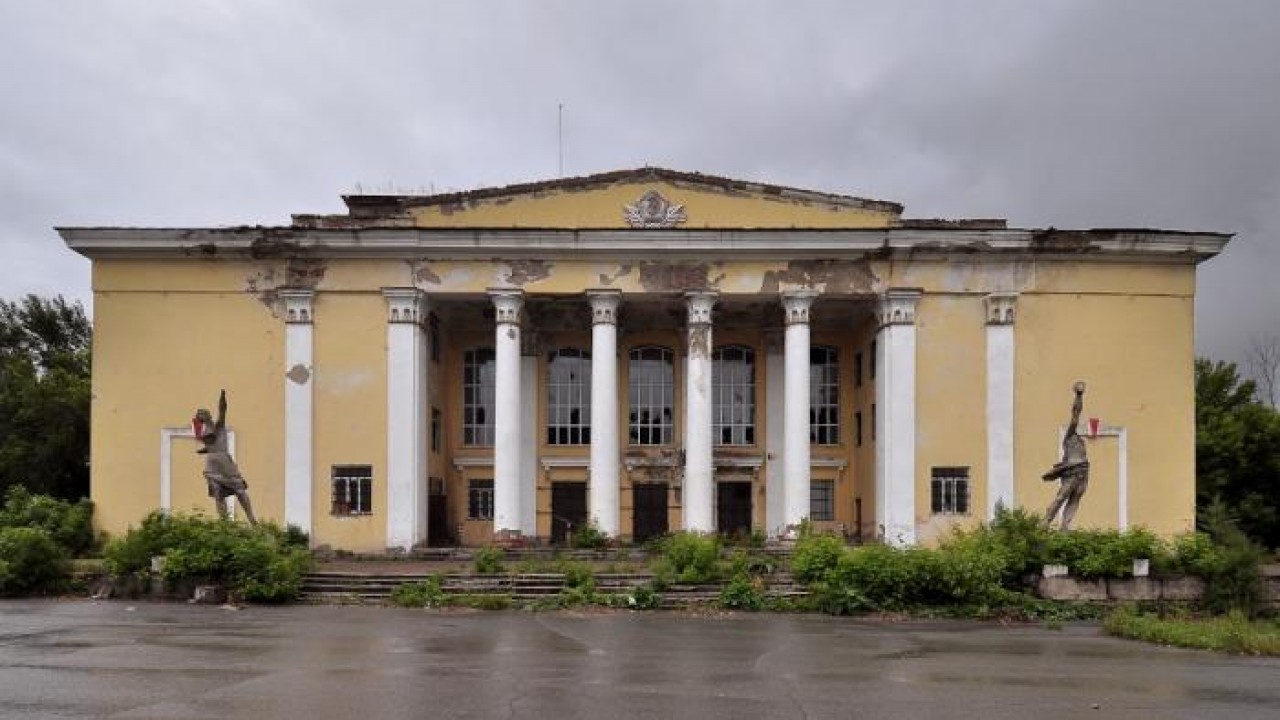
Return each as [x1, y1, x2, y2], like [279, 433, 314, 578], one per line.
[59, 167, 1230, 551]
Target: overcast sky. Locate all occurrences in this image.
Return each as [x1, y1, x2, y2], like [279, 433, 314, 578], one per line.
[2, 0, 1276, 367]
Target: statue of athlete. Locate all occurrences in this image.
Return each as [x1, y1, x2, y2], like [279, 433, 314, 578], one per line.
[1043, 382, 1089, 531]
[192, 390, 258, 524]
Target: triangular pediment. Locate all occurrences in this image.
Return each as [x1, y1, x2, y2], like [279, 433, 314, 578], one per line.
[337, 167, 903, 230]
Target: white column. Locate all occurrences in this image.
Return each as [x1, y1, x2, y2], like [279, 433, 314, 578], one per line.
[763, 331, 786, 538]
[683, 291, 717, 533]
[383, 288, 429, 552]
[588, 289, 622, 537]
[489, 288, 524, 537]
[280, 290, 314, 537]
[519, 332, 539, 537]
[782, 290, 818, 533]
[874, 289, 920, 547]
[985, 293, 1017, 520]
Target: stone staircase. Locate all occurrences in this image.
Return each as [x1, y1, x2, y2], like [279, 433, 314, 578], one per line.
[300, 570, 805, 607]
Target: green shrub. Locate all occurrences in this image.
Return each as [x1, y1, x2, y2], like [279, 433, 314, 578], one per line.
[101, 513, 312, 603]
[719, 572, 765, 611]
[570, 520, 610, 549]
[791, 533, 845, 584]
[656, 532, 721, 583]
[626, 582, 662, 609]
[454, 593, 512, 610]
[1044, 529, 1168, 579]
[0, 486, 96, 557]
[1198, 504, 1267, 616]
[1105, 606, 1280, 655]
[558, 560, 594, 591]
[932, 534, 1012, 605]
[0, 526, 69, 596]
[390, 576, 446, 608]
[473, 546, 505, 574]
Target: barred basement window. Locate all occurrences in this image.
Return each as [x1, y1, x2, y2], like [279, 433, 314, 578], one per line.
[810, 479, 835, 521]
[629, 345, 674, 445]
[931, 467, 971, 515]
[713, 345, 756, 445]
[331, 465, 373, 516]
[810, 346, 839, 445]
[468, 479, 494, 520]
[547, 347, 592, 445]
[463, 348, 496, 446]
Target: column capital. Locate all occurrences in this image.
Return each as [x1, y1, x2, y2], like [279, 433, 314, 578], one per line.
[488, 288, 524, 325]
[781, 289, 819, 326]
[382, 287, 427, 325]
[587, 289, 622, 325]
[876, 288, 922, 328]
[279, 288, 314, 325]
[684, 290, 718, 326]
[984, 292, 1018, 325]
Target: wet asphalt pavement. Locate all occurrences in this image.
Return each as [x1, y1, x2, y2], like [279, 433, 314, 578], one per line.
[1, 600, 1277, 719]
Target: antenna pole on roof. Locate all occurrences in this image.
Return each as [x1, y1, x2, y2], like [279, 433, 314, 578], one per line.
[558, 103, 564, 177]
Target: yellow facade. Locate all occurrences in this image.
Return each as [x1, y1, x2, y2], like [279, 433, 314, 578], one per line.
[63, 168, 1227, 550]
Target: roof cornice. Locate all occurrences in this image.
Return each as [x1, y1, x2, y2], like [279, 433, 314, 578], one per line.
[56, 226, 1232, 263]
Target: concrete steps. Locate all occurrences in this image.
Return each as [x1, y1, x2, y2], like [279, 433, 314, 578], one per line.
[300, 570, 805, 607]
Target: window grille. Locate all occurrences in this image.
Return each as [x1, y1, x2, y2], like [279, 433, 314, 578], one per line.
[810, 479, 835, 521]
[547, 347, 591, 445]
[331, 465, 373, 516]
[713, 345, 756, 445]
[463, 348, 496, 446]
[930, 467, 971, 515]
[629, 346, 674, 445]
[810, 346, 839, 445]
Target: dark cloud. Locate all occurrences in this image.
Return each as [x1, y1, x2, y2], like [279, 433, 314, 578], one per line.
[2, 0, 1275, 366]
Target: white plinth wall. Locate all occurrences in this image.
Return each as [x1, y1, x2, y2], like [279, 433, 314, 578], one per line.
[985, 293, 1017, 519]
[280, 289, 314, 536]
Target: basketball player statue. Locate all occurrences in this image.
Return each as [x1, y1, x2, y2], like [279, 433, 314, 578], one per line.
[192, 390, 258, 524]
[1043, 381, 1089, 531]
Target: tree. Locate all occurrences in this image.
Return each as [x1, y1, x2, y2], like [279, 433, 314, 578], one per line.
[0, 295, 91, 500]
[1245, 334, 1279, 408]
[1195, 358, 1280, 550]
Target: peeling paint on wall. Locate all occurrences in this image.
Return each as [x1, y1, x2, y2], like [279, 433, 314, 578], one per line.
[638, 262, 719, 292]
[286, 364, 311, 384]
[598, 264, 634, 286]
[504, 259, 553, 286]
[759, 259, 880, 295]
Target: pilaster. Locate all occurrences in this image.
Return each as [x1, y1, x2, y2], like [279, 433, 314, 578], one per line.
[985, 293, 1017, 519]
[280, 289, 314, 537]
[382, 288, 429, 551]
[875, 288, 920, 546]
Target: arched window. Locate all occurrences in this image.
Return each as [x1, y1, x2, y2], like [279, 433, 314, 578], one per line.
[462, 348, 496, 446]
[629, 346, 674, 445]
[547, 347, 591, 445]
[713, 345, 756, 445]
[810, 346, 840, 445]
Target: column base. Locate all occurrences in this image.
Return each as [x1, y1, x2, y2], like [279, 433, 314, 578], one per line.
[490, 529, 531, 548]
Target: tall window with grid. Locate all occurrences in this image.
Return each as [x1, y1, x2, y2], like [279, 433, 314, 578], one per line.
[713, 345, 756, 445]
[463, 348, 496, 446]
[547, 347, 591, 445]
[629, 346, 674, 445]
[930, 466, 971, 515]
[810, 346, 839, 445]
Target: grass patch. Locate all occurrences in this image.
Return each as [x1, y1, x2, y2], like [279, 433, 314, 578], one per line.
[1104, 606, 1280, 655]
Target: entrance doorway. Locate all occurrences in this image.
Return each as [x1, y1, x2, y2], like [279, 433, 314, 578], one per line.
[551, 482, 587, 545]
[427, 485, 450, 546]
[632, 483, 669, 543]
[716, 480, 753, 537]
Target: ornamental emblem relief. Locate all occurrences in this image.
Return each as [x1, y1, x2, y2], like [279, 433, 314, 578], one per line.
[624, 190, 686, 228]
